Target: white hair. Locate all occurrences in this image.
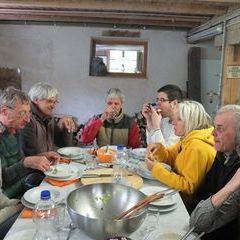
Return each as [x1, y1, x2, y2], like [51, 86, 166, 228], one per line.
[28, 82, 59, 101]
[105, 88, 125, 103]
[0, 86, 30, 109]
[178, 100, 212, 137]
[217, 104, 240, 152]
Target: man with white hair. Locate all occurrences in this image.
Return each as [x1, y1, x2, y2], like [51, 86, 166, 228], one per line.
[190, 104, 240, 240]
[20, 82, 76, 156]
[79, 88, 140, 148]
[0, 87, 58, 198]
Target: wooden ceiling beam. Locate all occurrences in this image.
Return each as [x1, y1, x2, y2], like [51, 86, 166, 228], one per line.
[0, 0, 232, 16]
[0, 10, 200, 29]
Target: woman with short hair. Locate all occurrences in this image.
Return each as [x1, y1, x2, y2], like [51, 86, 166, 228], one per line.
[78, 88, 140, 148]
[146, 100, 216, 208]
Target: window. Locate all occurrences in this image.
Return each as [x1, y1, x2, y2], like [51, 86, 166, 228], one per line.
[90, 38, 148, 78]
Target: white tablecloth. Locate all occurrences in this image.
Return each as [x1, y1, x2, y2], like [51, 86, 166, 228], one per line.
[4, 162, 197, 240]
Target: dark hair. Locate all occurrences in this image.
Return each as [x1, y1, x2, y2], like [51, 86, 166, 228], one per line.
[157, 84, 183, 102]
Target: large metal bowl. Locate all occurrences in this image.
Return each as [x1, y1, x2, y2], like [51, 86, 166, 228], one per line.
[67, 183, 147, 240]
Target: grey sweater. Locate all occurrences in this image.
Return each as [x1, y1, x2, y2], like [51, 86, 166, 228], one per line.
[190, 190, 240, 240]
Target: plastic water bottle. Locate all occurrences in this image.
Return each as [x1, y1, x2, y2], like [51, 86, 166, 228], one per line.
[113, 145, 128, 185]
[33, 190, 58, 240]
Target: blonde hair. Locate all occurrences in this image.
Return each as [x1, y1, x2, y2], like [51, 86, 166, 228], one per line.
[178, 100, 212, 137]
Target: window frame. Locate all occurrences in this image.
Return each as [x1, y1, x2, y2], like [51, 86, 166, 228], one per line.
[90, 38, 148, 78]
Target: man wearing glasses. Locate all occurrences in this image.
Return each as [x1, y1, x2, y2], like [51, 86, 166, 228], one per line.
[142, 84, 183, 146]
[20, 82, 76, 156]
[0, 87, 58, 198]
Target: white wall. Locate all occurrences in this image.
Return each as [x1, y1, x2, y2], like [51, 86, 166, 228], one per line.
[0, 24, 188, 124]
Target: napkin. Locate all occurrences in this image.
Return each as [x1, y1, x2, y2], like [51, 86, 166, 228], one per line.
[44, 178, 78, 187]
[20, 208, 33, 218]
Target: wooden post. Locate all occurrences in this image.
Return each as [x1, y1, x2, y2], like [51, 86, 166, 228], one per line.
[221, 44, 240, 105]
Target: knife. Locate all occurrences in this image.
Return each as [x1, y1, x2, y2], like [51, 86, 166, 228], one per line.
[81, 173, 133, 178]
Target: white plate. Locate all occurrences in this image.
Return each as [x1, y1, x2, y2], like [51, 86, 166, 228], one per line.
[21, 196, 35, 209]
[137, 162, 171, 180]
[140, 186, 176, 207]
[137, 169, 155, 180]
[145, 229, 198, 240]
[23, 186, 64, 205]
[45, 164, 76, 178]
[5, 229, 35, 240]
[131, 148, 146, 159]
[57, 147, 89, 159]
[148, 204, 177, 213]
[49, 167, 83, 181]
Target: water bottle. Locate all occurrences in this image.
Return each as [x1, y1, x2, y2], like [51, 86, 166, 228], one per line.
[33, 190, 58, 240]
[112, 145, 128, 185]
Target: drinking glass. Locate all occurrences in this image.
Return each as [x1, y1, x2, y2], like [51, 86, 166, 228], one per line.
[85, 154, 97, 170]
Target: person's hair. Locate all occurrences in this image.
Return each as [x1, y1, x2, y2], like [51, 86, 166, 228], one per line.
[157, 84, 183, 102]
[217, 104, 240, 148]
[0, 86, 30, 109]
[105, 88, 124, 103]
[178, 100, 212, 136]
[28, 82, 59, 102]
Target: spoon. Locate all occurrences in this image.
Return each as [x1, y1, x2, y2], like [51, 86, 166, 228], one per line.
[105, 145, 109, 153]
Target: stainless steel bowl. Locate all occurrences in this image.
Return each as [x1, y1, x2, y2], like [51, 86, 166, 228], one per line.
[67, 183, 147, 240]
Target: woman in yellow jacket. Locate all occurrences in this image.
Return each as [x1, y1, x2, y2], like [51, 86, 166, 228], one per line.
[146, 100, 216, 208]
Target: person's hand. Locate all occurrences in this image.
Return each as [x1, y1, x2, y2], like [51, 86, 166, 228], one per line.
[146, 143, 161, 155]
[145, 154, 156, 170]
[100, 106, 118, 121]
[39, 151, 60, 164]
[142, 103, 151, 120]
[23, 156, 51, 172]
[142, 104, 162, 131]
[145, 143, 161, 170]
[149, 106, 162, 130]
[58, 117, 76, 133]
[224, 168, 240, 193]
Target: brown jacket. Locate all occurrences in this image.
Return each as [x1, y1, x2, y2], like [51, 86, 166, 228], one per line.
[20, 103, 73, 156]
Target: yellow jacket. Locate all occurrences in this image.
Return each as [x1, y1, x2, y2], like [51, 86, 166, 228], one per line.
[152, 127, 216, 194]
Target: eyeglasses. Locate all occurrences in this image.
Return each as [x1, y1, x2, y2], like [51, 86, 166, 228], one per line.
[44, 99, 59, 105]
[8, 107, 32, 119]
[17, 110, 32, 119]
[156, 98, 170, 103]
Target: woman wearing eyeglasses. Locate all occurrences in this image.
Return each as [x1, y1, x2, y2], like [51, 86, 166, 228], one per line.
[145, 100, 216, 211]
[142, 84, 183, 147]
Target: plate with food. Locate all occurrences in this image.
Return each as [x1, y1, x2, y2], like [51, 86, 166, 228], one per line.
[57, 147, 89, 160]
[45, 164, 77, 178]
[137, 162, 171, 180]
[131, 148, 146, 160]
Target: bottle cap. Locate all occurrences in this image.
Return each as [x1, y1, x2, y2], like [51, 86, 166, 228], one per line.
[40, 190, 51, 200]
[117, 145, 124, 151]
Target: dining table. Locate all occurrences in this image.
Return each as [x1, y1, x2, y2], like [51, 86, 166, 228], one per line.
[4, 153, 199, 240]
